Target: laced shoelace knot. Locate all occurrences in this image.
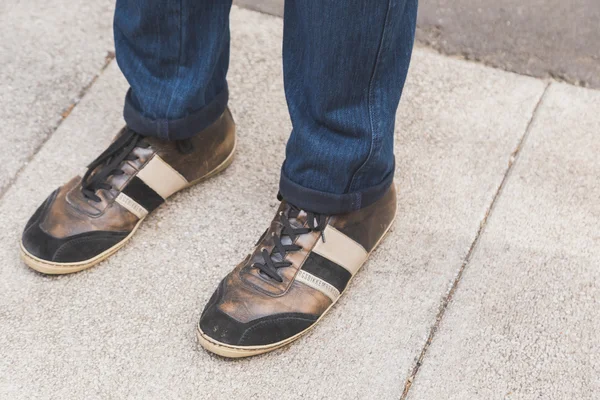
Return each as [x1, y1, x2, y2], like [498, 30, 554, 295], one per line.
[81, 129, 193, 202]
[253, 207, 327, 282]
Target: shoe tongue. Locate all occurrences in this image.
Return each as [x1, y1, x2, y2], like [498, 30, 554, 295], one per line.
[259, 202, 304, 262]
[107, 139, 154, 192]
[285, 203, 309, 226]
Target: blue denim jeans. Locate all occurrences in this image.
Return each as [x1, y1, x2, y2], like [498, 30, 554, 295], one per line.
[114, 0, 417, 215]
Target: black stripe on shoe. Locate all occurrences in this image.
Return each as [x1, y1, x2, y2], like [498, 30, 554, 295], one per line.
[122, 176, 164, 213]
[301, 252, 352, 293]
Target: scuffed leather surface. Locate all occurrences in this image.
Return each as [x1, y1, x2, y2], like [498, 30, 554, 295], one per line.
[42, 177, 138, 238]
[24, 109, 235, 243]
[22, 189, 129, 262]
[202, 183, 397, 334]
[148, 108, 235, 182]
[330, 184, 397, 252]
[200, 280, 318, 346]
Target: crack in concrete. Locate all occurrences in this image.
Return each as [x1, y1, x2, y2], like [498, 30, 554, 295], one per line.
[0, 51, 115, 204]
[399, 82, 552, 399]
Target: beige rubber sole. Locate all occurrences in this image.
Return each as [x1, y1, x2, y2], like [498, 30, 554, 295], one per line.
[196, 213, 397, 358]
[20, 140, 236, 275]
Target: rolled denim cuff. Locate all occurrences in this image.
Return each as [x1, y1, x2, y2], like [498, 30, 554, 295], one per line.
[123, 85, 229, 141]
[278, 167, 394, 215]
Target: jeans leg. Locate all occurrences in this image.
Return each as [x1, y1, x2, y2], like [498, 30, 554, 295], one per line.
[114, 0, 232, 140]
[279, 0, 418, 214]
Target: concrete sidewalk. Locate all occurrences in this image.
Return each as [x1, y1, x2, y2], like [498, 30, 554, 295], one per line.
[0, 5, 598, 400]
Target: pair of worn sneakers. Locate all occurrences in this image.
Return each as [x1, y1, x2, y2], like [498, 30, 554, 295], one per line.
[20, 109, 397, 358]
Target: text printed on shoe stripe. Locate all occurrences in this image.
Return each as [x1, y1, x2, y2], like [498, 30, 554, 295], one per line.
[295, 270, 340, 301]
[115, 193, 148, 219]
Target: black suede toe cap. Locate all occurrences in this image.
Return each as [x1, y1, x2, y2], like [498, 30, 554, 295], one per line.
[22, 190, 129, 263]
[199, 280, 319, 346]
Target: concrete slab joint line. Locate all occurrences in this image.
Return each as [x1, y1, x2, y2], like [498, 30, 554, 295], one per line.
[399, 82, 552, 400]
[0, 0, 115, 199]
[0, 53, 116, 204]
[405, 83, 600, 399]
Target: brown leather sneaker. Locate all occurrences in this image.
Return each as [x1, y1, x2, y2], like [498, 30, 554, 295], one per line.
[21, 109, 235, 274]
[197, 184, 397, 358]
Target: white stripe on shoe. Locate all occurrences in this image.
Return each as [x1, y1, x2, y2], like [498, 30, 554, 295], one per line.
[295, 269, 340, 302]
[136, 154, 188, 199]
[115, 192, 149, 219]
[293, 225, 369, 301]
[311, 225, 368, 275]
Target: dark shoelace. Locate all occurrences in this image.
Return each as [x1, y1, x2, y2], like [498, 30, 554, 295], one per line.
[252, 207, 327, 282]
[81, 128, 149, 202]
[81, 129, 194, 202]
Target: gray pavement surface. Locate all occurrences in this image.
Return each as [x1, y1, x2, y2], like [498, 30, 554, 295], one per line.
[0, 0, 114, 195]
[417, 0, 600, 88]
[235, 0, 600, 88]
[1, 4, 599, 400]
[407, 83, 600, 399]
